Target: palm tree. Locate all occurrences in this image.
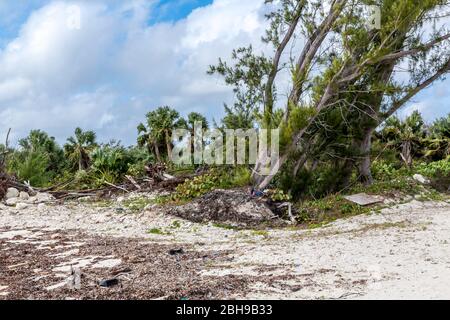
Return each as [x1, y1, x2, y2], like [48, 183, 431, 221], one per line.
[138, 106, 186, 162]
[64, 128, 97, 171]
[18, 130, 66, 173]
[381, 111, 426, 167]
[137, 123, 162, 163]
[187, 112, 209, 132]
[424, 114, 450, 160]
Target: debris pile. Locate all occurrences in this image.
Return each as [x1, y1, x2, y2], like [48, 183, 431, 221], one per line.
[168, 189, 288, 229]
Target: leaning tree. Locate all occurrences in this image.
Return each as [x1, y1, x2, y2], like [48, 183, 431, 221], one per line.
[210, 0, 450, 192]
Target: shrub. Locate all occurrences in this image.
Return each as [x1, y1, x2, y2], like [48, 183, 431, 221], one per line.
[11, 151, 51, 187]
[173, 172, 219, 201]
[416, 159, 450, 178]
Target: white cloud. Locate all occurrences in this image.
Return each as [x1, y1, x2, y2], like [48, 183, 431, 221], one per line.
[0, 0, 448, 147]
[0, 0, 268, 145]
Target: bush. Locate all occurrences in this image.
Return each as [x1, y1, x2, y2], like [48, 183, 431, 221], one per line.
[171, 166, 252, 202]
[372, 160, 401, 180]
[173, 171, 219, 201]
[11, 151, 51, 187]
[416, 159, 450, 178]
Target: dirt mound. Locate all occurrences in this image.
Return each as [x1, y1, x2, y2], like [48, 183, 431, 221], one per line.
[168, 189, 287, 229]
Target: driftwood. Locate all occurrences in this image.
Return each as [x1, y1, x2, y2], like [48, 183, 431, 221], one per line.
[103, 181, 130, 193]
[125, 175, 141, 190]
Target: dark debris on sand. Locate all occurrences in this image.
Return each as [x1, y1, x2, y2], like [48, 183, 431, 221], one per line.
[168, 189, 288, 229]
[0, 227, 249, 300]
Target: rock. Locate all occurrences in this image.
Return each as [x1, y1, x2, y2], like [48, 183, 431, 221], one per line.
[78, 196, 94, 202]
[6, 198, 19, 206]
[413, 174, 430, 185]
[37, 203, 47, 210]
[35, 192, 55, 203]
[27, 196, 38, 204]
[99, 278, 119, 288]
[116, 196, 125, 203]
[344, 193, 384, 206]
[144, 203, 157, 211]
[19, 191, 29, 200]
[15, 203, 29, 210]
[5, 188, 19, 200]
[169, 248, 184, 255]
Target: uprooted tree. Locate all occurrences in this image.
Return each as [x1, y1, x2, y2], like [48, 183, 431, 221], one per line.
[209, 0, 450, 194]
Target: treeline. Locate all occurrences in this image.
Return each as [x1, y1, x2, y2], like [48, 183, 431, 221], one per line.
[0, 108, 448, 197]
[0, 107, 212, 189]
[1, 0, 450, 201]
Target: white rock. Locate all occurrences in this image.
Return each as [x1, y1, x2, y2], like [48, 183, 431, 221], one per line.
[413, 174, 430, 184]
[37, 203, 47, 210]
[117, 196, 125, 203]
[15, 203, 30, 210]
[19, 191, 29, 200]
[36, 192, 55, 203]
[6, 198, 19, 206]
[26, 196, 38, 204]
[5, 188, 19, 200]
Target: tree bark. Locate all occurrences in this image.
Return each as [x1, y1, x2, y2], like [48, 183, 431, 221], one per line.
[358, 128, 374, 185]
[400, 141, 412, 168]
[165, 130, 173, 161]
[78, 151, 83, 171]
[154, 142, 161, 163]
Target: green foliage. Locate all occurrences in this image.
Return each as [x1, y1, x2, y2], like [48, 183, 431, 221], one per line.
[122, 197, 155, 211]
[171, 166, 252, 202]
[280, 106, 316, 149]
[208, 45, 272, 130]
[91, 143, 131, 182]
[297, 195, 371, 225]
[137, 106, 187, 162]
[147, 228, 170, 236]
[11, 151, 51, 187]
[64, 127, 97, 171]
[416, 160, 450, 178]
[430, 114, 450, 139]
[173, 172, 220, 202]
[8, 130, 66, 186]
[265, 188, 291, 202]
[371, 160, 409, 181]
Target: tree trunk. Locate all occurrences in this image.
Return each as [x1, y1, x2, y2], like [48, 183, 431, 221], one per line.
[165, 130, 173, 161]
[292, 153, 308, 178]
[78, 151, 83, 171]
[358, 128, 374, 185]
[400, 141, 412, 168]
[154, 142, 162, 163]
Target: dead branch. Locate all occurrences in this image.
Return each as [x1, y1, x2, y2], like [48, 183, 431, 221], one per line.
[103, 181, 130, 193]
[125, 175, 142, 190]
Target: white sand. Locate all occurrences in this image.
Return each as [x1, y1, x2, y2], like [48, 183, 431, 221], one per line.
[1, 198, 449, 299]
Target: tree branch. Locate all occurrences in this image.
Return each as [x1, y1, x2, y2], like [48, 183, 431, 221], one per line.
[264, 2, 304, 124]
[382, 58, 450, 121]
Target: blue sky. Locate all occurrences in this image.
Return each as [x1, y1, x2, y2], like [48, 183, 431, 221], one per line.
[0, 0, 213, 42]
[0, 0, 448, 147]
[151, 0, 213, 22]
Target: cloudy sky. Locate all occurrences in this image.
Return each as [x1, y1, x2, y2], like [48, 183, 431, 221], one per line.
[0, 0, 449, 147]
